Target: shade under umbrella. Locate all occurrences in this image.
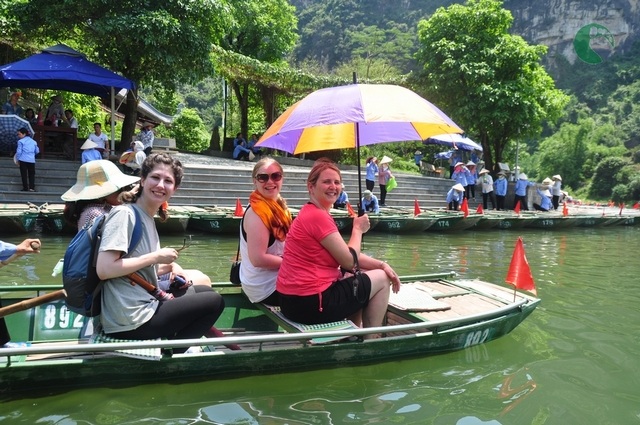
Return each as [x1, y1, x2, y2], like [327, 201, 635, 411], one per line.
[257, 84, 463, 155]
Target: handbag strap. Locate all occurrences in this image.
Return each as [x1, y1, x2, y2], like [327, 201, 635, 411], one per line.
[348, 247, 360, 273]
[236, 205, 249, 261]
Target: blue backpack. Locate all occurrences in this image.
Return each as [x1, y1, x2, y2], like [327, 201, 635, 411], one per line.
[62, 207, 143, 316]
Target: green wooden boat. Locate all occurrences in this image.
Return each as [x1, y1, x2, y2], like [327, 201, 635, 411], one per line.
[425, 212, 483, 231]
[0, 209, 39, 234]
[183, 206, 242, 235]
[520, 212, 580, 229]
[0, 273, 539, 398]
[370, 214, 437, 233]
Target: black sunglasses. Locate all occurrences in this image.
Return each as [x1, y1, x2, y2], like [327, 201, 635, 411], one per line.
[255, 172, 283, 183]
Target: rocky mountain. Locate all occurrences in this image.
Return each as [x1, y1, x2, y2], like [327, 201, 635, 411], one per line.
[506, 0, 639, 66]
[290, 0, 640, 71]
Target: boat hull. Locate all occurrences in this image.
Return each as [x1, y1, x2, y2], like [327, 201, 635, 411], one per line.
[0, 277, 539, 398]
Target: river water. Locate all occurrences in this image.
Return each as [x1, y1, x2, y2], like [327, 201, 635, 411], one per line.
[1, 226, 639, 424]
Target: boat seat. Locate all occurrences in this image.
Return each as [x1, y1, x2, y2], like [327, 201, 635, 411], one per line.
[257, 303, 358, 344]
[90, 330, 163, 361]
[388, 285, 451, 312]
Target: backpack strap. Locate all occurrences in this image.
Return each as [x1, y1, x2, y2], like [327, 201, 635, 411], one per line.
[128, 206, 143, 255]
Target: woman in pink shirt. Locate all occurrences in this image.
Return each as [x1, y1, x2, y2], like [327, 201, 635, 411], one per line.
[276, 159, 401, 334]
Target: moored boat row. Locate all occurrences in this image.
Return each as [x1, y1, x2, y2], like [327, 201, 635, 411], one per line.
[2, 203, 639, 236]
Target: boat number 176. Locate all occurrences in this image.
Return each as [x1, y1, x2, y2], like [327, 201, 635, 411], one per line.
[464, 329, 490, 347]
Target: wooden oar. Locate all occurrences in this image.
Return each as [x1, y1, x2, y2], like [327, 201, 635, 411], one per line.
[0, 289, 66, 319]
[128, 273, 241, 351]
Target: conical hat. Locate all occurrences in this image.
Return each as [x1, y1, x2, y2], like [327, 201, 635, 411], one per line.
[80, 139, 99, 150]
[61, 160, 140, 201]
[379, 155, 393, 164]
[452, 183, 464, 192]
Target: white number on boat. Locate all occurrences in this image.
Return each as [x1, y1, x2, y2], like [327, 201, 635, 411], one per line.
[464, 329, 490, 348]
[42, 303, 83, 330]
[209, 221, 220, 229]
[388, 221, 401, 229]
[541, 219, 554, 227]
[436, 221, 450, 228]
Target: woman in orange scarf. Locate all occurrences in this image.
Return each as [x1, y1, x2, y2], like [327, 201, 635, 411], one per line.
[239, 158, 292, 304]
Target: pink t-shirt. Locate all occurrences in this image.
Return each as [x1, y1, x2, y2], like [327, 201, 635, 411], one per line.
[277, 203, 342, 296]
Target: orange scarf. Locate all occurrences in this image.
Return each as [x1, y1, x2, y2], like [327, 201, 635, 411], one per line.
[249, 190, 292, 242]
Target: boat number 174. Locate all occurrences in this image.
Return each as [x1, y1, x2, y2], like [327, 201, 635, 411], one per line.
[464, 329, 490, 347]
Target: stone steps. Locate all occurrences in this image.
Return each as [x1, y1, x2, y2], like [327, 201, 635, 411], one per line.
[0, 154, 471, 209]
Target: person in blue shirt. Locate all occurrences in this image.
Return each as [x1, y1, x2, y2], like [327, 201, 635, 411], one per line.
[233, 132, 251, 160]
[334, 183, 349, 209]
[533, 188, 553, 212]
[0, 238, 41, 267]
[451, 162, 469, 198]
[361, 190, 379, 213]
[247, 133, 263, 156]
[365, 156, 378, 191]
[15, 127, 39, 192]
[80, 139, 103, 164]
[446, 183, 465, 210]
[3, 91, 23, 116]
[414, 150, 423, 170]
[465, 161, 477, 200]
[514, 173, 535, 210]
[494, 171, 508, 210]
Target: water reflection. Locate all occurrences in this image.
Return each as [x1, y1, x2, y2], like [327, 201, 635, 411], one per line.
[1, 227, 639, 424]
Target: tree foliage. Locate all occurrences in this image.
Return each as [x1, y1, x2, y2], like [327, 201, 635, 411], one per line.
[169, 108, 210, 153]
[414, 0, 569, 173]
[5, 0, 229, 145]
[218, 0, 298, 137]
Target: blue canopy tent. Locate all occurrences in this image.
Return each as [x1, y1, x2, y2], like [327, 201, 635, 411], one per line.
[0, 44, 136, 153]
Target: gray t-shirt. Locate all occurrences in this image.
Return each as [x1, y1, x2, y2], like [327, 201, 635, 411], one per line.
[99, 204, 160, 333]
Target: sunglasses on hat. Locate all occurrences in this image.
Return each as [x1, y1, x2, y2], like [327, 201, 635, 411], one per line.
[255, 172, 283, 183]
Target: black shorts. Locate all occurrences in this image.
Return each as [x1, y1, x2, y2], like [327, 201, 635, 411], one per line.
[280, 274, 371, 324]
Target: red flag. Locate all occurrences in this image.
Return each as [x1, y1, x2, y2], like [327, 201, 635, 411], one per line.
[234, 198, 244, 217]
[476, 204, 484, 214]
[505, 237, 537, 296]
[346, 202, 356, 217]
[633, 202, 639, 209]
[514, 200, 521, 214]
[414, 199, 421, 216]
[562, 202, 568, 217]
[461, 198, 469, 217]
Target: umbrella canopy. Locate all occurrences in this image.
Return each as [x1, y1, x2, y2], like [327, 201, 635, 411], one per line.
[0, 44, 135, 97]
[257, 84, 462, 155]
[0, 44, 136, 153]
[0, 115, 34, 152]
[434, 150, 453, 160]
[424, 133, 482, 152]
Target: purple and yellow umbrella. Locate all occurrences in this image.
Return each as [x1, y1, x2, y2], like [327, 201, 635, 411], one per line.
[257, 84, 462, 154]
[256, 83, 463, 211]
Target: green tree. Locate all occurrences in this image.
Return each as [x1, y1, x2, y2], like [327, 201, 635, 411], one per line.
[6, 0, 229, 146]
[169, 108, 210, 153]
[589, 156, 629, 199]
[220, 0, 298, 138]
[414, 0, 569, 173]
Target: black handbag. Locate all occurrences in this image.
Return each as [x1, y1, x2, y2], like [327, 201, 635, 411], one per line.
[230, 243, 241, 285]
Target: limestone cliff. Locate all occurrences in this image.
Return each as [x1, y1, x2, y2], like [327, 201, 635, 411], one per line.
[505, 0, 639, 65]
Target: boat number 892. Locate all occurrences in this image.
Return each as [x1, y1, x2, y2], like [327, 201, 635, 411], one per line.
[464, 329, 490, 348]
[42, 304, 84, 330]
